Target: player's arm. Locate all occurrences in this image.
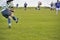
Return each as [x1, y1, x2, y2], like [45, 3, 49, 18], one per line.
[9, 1, 14, 12]
[9, 7, 14, 12]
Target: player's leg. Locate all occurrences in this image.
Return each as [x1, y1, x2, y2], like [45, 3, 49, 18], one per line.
[1, 9, 12, 28]
[11, 13, 18, 23]
[8, 16, 11, 28]
[56, 8, 58, 15]
[24, 6, 26, 10]
[56, 10, 58, 15]
[50, 6, 53, 10]
[37, 5, 40, 10]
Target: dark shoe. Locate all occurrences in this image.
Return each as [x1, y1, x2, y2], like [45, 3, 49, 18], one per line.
[9, 26, 11, 29]
[16, 18, 18, 23]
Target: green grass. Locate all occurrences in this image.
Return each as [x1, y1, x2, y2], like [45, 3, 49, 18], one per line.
[0, 7, 60, 40]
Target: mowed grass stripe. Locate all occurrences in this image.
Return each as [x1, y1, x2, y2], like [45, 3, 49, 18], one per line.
[0, 7, 60, 40]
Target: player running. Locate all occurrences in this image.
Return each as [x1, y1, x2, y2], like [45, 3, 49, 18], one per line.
[55, 1, 60, 15]
[24, 2, 27, 10]
[0, 0, 18, 28]
[35, 1, 42, 10]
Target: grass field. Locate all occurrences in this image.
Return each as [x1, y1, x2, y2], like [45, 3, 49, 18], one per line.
[0, 7, 60, 40]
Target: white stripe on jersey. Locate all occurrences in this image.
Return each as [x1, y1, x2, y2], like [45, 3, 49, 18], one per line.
[1, 1, 13, 12]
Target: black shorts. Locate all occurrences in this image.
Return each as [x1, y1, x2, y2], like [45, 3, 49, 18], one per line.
[1, 9, 12, 18]
[24, 6, 27, 8]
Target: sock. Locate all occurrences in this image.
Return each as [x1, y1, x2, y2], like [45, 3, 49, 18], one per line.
[12, 16, 17, 21]
[56, 10, 58, 15]
[8, 18, 11, 26]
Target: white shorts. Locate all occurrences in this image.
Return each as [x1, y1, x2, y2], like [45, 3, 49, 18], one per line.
[56, 8, 60, 10]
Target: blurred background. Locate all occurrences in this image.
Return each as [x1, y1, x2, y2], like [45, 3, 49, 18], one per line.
[0, 0, 59, 7]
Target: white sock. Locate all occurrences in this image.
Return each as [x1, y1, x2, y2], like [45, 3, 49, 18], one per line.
[9, 23, 11, 26]
[56, 10, 58, 15]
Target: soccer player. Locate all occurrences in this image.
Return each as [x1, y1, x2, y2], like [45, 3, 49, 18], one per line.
[55, 1, 60, 15]
[16, 4, 19, 8]
[36, 1, 42, 10]
[50, 2, 54, 10]
[24, 2, 27, 10]
[0, 0, 18, 28]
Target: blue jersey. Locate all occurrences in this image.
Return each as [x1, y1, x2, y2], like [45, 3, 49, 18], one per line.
[24, 3, 27, 6]
[55, 2, 60, 8]
[16, 4, 18, 7]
